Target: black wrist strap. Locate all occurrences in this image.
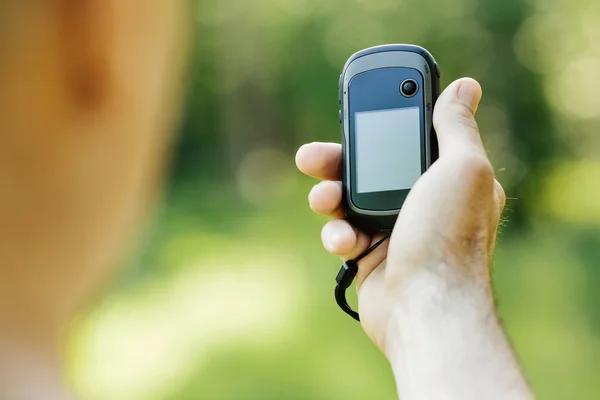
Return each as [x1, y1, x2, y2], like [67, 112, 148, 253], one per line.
[334, 234, 391, 321]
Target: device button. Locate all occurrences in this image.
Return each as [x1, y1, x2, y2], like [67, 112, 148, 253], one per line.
[339, 110, 342, 124]
[434, 62, 441, 78]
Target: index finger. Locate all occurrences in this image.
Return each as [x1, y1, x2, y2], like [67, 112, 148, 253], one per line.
[295, 142, 342, 181]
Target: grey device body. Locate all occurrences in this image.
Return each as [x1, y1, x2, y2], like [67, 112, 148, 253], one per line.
[340, 44, 440, 233]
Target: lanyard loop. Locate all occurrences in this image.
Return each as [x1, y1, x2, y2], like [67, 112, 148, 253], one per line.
[334, 234, 390, 321]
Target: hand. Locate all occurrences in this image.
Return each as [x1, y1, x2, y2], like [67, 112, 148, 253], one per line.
[296, 78, 506, 355]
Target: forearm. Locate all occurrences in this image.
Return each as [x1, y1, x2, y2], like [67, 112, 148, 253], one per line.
[386, 267, 534, 400]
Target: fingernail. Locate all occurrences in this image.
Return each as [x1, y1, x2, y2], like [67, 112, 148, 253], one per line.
[457, 78, 482, 114]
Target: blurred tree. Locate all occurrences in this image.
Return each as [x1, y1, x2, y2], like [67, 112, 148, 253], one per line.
[66, 2, 600, 400]
[478, 0, 563, 226]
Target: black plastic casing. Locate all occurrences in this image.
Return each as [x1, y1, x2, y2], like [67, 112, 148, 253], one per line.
[339, 44, 440, 233]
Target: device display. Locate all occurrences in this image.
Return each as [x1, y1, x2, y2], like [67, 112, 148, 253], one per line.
[355, 107, 422, 194]
[339, 44, 440, 232]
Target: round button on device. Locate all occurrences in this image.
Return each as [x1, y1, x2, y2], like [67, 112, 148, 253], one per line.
[400, 79, 418, 97]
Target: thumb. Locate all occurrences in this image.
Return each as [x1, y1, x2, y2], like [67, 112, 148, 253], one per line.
[433, 78, 486, 158]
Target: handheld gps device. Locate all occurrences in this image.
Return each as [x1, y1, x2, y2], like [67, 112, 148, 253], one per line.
[339, 44, 440, 233]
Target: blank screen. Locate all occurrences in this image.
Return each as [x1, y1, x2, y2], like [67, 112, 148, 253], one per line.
[355, 107, 421, 194]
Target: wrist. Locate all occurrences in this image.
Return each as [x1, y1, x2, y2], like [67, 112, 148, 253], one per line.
[383, 263, 496, 360]
[381, 266, 533, 400]
[382, 265, 512, 399]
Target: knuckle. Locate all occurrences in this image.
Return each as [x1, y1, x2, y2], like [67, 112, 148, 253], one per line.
[456, 107, 480, 132]
[456, 154, 495, 188]
[465, 154, 493, 175]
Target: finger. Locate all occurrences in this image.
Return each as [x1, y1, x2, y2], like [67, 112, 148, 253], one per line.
[320, 220, 389, 290]
[295, 142, 342, 181]
[321, 219, 368, 256]
[433, 78, 486, 158]
[308, 181, 344, 218]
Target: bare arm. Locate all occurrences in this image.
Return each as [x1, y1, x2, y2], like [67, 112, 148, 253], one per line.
[297, 78, 534, 399]
[387, 269, 532, 399]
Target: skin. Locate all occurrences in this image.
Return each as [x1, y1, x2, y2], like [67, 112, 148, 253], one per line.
[0, 1, 190, 398]
[296, 78, 535, 399]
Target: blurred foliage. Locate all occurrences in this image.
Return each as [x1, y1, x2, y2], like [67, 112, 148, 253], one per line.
[67, 0, 600, 399]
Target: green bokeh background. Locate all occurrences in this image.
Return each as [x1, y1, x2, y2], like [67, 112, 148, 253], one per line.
[67, 0, 600, 398]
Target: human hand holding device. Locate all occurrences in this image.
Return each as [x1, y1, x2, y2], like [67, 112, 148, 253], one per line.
[334, 45, 440, 320]
[296, 76, 534, 399]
